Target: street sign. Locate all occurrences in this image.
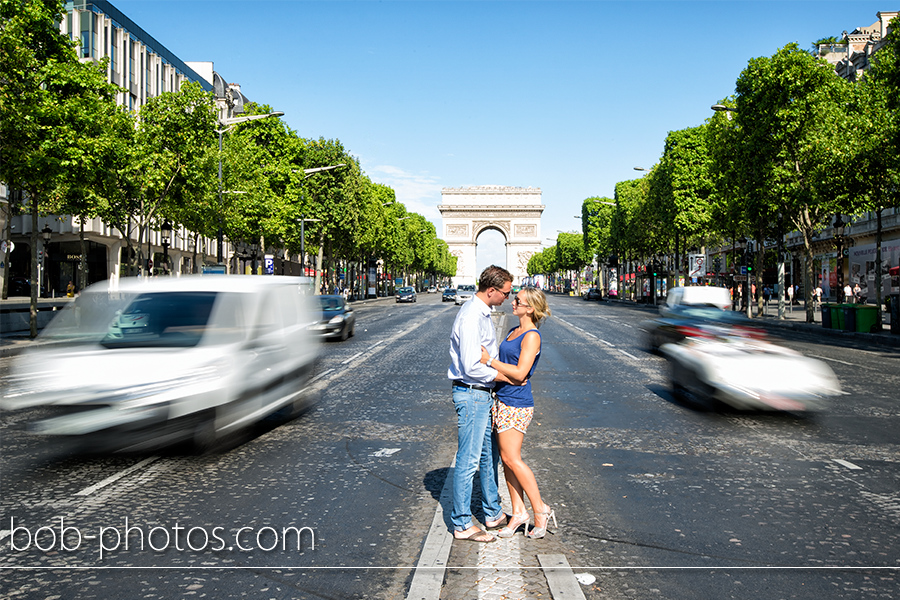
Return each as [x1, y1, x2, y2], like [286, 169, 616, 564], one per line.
[734, 275, 747, 282]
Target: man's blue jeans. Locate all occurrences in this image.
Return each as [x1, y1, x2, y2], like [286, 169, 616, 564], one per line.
[451, 385, 502, 532]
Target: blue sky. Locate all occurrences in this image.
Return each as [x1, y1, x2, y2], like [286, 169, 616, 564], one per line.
[114, 0, 887, 267]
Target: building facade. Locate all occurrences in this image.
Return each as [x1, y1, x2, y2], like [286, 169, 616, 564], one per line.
[3, 0, 246, 297]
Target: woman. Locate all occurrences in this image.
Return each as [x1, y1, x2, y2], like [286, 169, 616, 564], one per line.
[480, 287, 556, 539]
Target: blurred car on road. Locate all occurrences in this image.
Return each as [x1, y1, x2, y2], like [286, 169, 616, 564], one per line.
[311, 294, 355, 341]
[645, 286, 738, 352]
[645, 304, 753, 353]
[395, 286, 417, 303]
[426, 286, 437, 293]
[659, 325, 840, 412]
[582, 288, 602, 301]
[1, 276, 321, 452]
[455, 284, 475, 305]
[442, 287, 457, 302]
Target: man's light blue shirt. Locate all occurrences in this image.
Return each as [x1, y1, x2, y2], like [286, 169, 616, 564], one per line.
[448, 295, 498, 386]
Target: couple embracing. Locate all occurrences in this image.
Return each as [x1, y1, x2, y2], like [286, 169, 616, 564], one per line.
[447, 265, 556, 543]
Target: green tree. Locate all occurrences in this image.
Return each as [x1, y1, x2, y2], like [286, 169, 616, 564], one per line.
[732, 43, 853, 322]
[849, 15, 900, 319]
[647, 126, 714, 283]
[133, 81, 217, 275]
[0, 0, 121, 334]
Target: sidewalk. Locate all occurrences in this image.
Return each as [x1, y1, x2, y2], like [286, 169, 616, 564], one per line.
[748, 300, 900, 349]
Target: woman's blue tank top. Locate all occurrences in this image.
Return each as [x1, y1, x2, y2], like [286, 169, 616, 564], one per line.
[494, 327, 541, 408]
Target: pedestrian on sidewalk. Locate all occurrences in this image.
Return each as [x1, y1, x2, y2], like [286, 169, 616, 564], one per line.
[447, 265, 513, 543]
[479, 287, 557, 539]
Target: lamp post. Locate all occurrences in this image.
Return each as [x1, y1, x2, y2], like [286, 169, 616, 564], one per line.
[41, 225, 51, 296]
[160, 220, 172, 275]
[296, 164, 347, 292]
[833, 214, 846, 303]
[216, 112, 284, 265]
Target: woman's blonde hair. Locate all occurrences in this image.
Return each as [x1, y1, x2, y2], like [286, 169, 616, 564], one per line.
[522, 287, 551, 328]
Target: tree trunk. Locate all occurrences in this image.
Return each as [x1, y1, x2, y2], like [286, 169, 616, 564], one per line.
[875, 208, 883, 330]
[30, 195, 40, 338]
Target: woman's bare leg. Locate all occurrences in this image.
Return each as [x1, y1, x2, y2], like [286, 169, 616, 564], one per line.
[498, 428, 544, 516]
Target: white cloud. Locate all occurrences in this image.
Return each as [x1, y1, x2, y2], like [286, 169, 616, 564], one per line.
[364, 163, 443, 227]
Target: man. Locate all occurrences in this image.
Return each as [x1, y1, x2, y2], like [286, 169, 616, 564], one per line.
[447, 265, 513, 542]
[843, 283, 853, 304]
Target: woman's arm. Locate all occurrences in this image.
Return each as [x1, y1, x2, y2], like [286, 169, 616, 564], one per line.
[479, 331, 540, 385]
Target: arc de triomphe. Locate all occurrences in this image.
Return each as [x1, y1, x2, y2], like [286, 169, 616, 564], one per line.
[439, 186, 544, 286]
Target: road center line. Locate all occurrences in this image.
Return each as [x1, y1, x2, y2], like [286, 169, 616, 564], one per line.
[405, 459, 455, 600]
[833, 458, 863, 470]
[341, 352, 364, 365]
[617, 349, 639, 360]
[74, 455, 160, 496]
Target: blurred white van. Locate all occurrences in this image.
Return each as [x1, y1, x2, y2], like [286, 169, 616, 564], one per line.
[2, 276, 321, 452]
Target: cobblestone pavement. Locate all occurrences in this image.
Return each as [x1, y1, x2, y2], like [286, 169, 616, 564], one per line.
[441, 464, 573, 600]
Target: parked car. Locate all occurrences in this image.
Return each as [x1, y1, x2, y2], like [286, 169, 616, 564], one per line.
[442, 288, 457, 302]
[0, 276, 321, 452]
[455, 284, 475, 305]
[395, 286, 417, 303]
[660, 325, 840, 412]
[7, 276, 45, 297]
[311, 294, 355, 341]
[583, 288, 602, 301]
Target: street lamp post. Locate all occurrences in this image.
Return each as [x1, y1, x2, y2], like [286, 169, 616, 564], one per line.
[160, 220, 172, 275]
[834, 215, 847, 303]
[216, 112, 284, 265]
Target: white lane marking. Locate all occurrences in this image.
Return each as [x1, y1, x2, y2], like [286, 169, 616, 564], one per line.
[74, 456, 160, 497]
[310, 368, 335, 383]
[833, 459, 863, 470]
[405, 460, 455, 600]
[617, 349, 639, 360]
[808, 354, 856, 366]
[341, 352, 364, 365]
[809, 354, 878, 371]
[572, 326, 585, 332]
[598, 339, 615, 347]
[538, 554, 588, 600]
[584, 332, 597, 338]
[371, 448, 401, 457]
[368, 340, 384, 350]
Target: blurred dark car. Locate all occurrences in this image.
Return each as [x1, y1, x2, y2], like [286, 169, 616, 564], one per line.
[311, 294, 356, 341]
[7, 276, 45, 297]
[396, 286, 417, 303]
[442, 288, 457, 302]
[645, 304, 753, 353]
[583, 288, 602, 301]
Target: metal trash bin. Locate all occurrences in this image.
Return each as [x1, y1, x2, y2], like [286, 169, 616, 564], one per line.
[842, 304, 857, 332]
[821, 303, 832, 328]
[855, 304, 879, 333]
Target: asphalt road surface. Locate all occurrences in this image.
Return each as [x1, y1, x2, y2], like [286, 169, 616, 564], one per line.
[1, 292, 899, 599]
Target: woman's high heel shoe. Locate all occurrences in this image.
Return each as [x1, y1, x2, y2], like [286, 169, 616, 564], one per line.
[496, 513, 530, 538]
[526, 506, 557, 539]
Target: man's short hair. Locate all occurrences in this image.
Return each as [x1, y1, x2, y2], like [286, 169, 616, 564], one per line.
[478, 265, 513, 293]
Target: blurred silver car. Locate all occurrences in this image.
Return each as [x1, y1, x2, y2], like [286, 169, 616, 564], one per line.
[1, 276, 321, 452]
[455, 284, 475, 305]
